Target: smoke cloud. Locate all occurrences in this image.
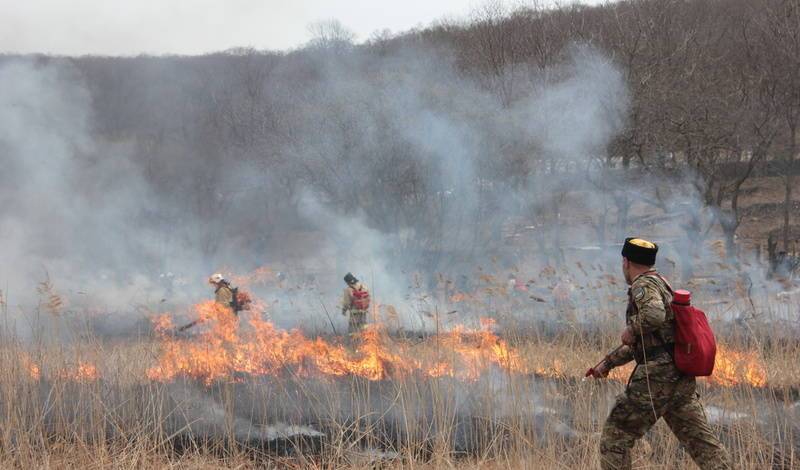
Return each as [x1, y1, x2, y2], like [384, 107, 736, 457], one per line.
[0, 40, 755, 334]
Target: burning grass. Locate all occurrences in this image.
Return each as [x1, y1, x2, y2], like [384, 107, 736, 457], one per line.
[0, 301, 796, 469]
[146, 304, 531, 384]
[143, 301, 777, 390]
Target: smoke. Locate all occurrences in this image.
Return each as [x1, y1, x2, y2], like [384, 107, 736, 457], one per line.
[278, 43, 631, 329]
[0, 38, 765, 335]
[0, 59, 204, 321]
[522, 45, 629, 159]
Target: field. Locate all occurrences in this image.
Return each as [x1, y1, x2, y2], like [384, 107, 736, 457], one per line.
[4, 0, 800, 467]
[2, 282, 798, 470]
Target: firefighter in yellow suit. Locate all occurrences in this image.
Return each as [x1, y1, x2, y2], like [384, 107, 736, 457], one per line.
[341, 272, 370, 334]
[208, 273, 234, 309]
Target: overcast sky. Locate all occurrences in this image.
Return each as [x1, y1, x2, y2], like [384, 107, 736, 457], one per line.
[0, 0, 607, 56]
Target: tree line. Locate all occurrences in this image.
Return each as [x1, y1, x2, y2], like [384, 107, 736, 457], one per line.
[2, 0, 798, 279]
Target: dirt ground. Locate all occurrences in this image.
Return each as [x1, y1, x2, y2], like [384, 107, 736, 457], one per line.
[737, 176, 800, 248]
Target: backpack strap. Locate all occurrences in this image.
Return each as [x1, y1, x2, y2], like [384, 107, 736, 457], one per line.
[643, 270, 673, 294]
[640, 271, 677, 364]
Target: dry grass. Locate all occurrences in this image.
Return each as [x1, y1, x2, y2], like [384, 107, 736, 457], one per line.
[0, 301, 796, 470]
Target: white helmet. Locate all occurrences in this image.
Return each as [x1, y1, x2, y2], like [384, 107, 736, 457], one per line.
[209, 273, 225, 284]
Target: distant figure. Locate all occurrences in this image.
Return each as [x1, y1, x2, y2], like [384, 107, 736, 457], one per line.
[552, 277, 572, 305]
[507, 273, 517, 292]
[209, 273, 234, 308]
[587, 238, 730, 470]
[507, 273, 528, 296]
[552, 277, 575, 323]
[208, 272, 251, 314]
[341, 273, 370, 333]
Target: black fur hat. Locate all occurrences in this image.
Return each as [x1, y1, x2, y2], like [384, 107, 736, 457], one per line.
[344, 272, 358, 285]
[621, 238, 658, 266]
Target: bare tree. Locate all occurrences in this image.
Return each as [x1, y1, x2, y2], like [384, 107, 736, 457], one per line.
[51, 0, 800, 276]
[753, 0, 800, 252]
[307, 20, 356, 50]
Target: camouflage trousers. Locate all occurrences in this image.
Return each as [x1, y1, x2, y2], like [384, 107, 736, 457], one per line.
[600, 360, 731, 470]
[347, 310, 367, 334]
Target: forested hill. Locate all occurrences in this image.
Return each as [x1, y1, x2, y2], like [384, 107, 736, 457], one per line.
[1, 0, 797, 278]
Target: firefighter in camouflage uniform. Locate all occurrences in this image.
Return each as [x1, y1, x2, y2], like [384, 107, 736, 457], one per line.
[588, 238, 731, 470]
[341, 272, 370, 334]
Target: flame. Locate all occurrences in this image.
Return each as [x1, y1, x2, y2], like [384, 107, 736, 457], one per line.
[56, 362, 100, 382]
[19, 352, 99, 383]
[148, 302, 531, 384]
[21, 354, 41, 380]
[707, 344, 767, 388]
[151, 314, 174, 334]
[534, 358, 566, 378]
[28, 363, 41, 380]
[580, 344, 767, 388]
[147, 301, 769, 389]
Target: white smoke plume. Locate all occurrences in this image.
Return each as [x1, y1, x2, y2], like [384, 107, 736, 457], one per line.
[1, 42, 752, 334]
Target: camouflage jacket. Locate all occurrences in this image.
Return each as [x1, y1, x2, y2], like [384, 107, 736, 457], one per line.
[606, 271, 675, 368]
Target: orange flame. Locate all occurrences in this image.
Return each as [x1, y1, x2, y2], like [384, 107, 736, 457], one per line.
[151, 314, 174, 334]
[147, 301, 769, 389]
[21, 354, 41, 380]
[19, 352, 99, 383]
[56, 362, 100, 382]
[707, 344, 767, 388]
[148, 302, 531, 384]
[584, 345, 767, 388]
